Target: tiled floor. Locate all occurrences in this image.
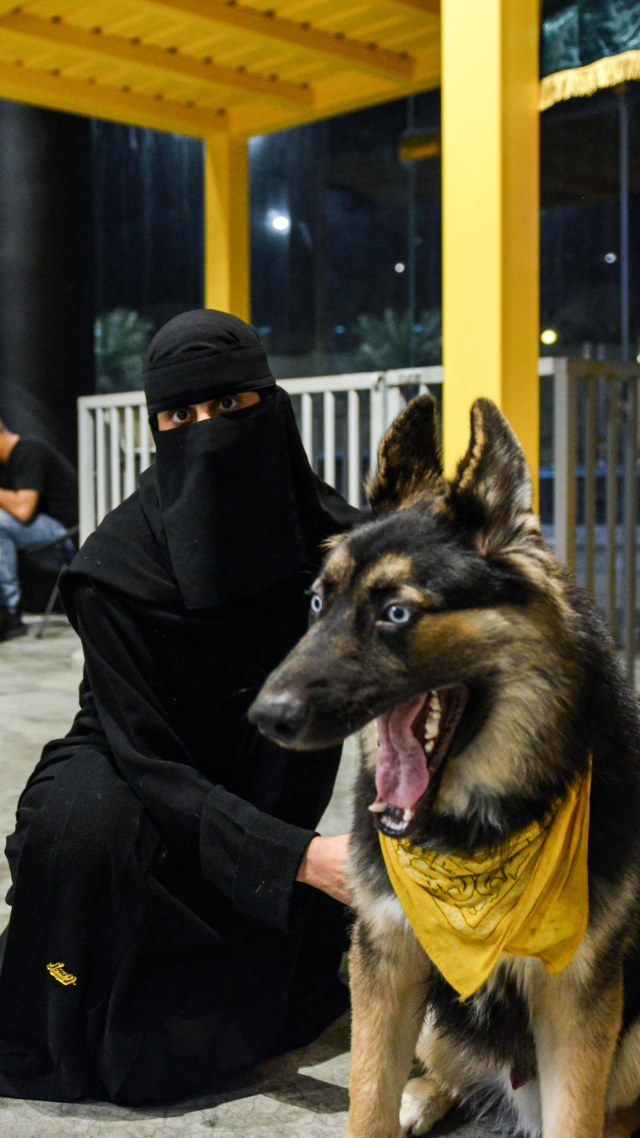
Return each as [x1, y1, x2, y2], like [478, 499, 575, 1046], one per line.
[0, 618, 499, 1138]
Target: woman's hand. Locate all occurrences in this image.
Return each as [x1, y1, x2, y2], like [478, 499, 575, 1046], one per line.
[296, 833, 352, 905]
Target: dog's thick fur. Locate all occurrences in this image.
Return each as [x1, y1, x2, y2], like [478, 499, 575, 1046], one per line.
[250, 396, 640, 1138]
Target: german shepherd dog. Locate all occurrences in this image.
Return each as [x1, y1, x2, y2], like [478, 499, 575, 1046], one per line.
[249, 395, 640, 1138]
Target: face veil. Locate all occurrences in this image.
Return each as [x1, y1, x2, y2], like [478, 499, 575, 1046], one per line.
[143, 310, 349, 610]
[152, 390, 312, 608]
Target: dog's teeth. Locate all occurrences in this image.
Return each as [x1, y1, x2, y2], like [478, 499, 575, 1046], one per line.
[425, 702, 442, 743]
[425, 739, 435, 753]
[403, 808, 414, 823]
[368, 800, 388, 813]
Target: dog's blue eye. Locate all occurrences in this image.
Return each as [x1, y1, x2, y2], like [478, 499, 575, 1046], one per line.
[310, 593, 323, 615]
[384, 603, 412, 625]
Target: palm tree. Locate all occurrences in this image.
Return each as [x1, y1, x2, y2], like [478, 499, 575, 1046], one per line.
[354, 306, 442, 370]
[95, 308, 154, 394]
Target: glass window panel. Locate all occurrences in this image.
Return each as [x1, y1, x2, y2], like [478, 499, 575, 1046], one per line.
[249, 91, 442, 378]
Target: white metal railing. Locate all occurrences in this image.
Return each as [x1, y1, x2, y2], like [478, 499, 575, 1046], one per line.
[77, 359, 640, 669]
[548, 358, 640, 675]
[77, 367, 441, 543]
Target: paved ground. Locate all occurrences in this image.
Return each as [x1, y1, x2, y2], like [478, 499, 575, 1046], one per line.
[0, 618, 504, 1138]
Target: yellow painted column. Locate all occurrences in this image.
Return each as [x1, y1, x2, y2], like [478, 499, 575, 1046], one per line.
[441, 0, 540, 490]
[204, 134, 250, 320]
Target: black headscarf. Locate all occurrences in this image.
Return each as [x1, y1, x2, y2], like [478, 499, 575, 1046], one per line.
[144, 309, 275, 415]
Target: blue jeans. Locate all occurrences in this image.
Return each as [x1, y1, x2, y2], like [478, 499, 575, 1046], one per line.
[0, 508, 76, 612]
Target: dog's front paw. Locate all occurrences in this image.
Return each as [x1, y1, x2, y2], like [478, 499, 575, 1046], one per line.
[399, 1075, 456, 1136]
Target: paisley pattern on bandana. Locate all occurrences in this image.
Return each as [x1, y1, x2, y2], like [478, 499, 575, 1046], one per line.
[393, 822, 548, 936]
[380, 760, 591, 1001]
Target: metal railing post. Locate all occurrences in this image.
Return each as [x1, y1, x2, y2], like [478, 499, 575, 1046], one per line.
[369, 375, 386, 476]
[623, 377, 638, 677]
[78, 400, 96, 546]
[553, 358, 577, 572]
[605, 383, 619, 638]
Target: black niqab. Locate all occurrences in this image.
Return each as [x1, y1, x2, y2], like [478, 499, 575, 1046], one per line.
[153, 391, 310, 608]
[141, 309, 353, 609]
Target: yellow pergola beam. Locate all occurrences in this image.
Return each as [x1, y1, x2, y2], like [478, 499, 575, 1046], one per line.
[204, 135, 250, 320]
[0, 59, 229, 135]
[441, 0, 540, 493]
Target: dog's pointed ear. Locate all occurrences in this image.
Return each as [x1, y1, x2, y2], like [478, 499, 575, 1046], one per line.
[366, 394, 444, 514]
[448, 398, 538, 552]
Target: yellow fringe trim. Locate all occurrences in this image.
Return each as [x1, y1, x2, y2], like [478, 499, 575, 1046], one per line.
[541, 50, 640, 110]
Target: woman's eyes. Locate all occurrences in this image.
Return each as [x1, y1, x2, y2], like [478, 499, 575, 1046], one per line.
[162, 394, 254, 429]
[169, 398, 237, 423]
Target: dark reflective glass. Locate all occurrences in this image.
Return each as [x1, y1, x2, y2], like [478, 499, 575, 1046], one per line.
[540, 86, 640, 363]
[93, 122, 204, 393]
[249, 91, 442, 378]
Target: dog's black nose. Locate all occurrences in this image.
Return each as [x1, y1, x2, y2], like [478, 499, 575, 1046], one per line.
[248, 692, 308, 744]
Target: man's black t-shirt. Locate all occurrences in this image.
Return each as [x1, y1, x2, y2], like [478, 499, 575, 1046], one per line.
[1, 437, 78, 528]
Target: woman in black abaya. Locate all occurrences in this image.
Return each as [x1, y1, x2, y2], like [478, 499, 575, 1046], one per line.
[0, 310, 359, 1105]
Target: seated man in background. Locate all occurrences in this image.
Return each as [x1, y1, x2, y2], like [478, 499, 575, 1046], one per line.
[0, 417, 78, 641]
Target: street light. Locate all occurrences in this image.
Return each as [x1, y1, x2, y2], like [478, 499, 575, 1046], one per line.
[269, 211, 291, 233]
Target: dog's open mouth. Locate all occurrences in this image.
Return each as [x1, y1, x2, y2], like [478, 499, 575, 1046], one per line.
[369, 685, 468, 838]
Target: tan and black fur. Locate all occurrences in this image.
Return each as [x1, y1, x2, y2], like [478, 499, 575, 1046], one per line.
[250, 396, 640, 1138]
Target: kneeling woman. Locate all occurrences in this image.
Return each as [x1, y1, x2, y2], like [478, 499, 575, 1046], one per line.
[0, 310, 358, 1105]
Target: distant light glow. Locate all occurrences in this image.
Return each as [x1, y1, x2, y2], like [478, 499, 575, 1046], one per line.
[270, 213, 291, 233]
[540, 328, 558, 346]
[604, 252, 618, 264]
[394, 262, 406, 273]
[334, 325, 346, 335]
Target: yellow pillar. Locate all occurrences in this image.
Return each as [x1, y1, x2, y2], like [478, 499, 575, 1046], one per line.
[204, 134, 250, 320]
[441, 0, 540, 491]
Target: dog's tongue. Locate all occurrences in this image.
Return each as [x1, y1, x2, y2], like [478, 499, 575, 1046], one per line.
[375, 694, 429, 810]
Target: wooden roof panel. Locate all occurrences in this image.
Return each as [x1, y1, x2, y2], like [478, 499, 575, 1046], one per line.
[0, 0, 440, 136]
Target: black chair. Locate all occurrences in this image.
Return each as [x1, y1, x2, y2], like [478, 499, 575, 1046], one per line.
[21, 524, 79, 638]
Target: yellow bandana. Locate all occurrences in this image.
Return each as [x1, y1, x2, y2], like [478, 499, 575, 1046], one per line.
[379, 762, 591, 1001]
